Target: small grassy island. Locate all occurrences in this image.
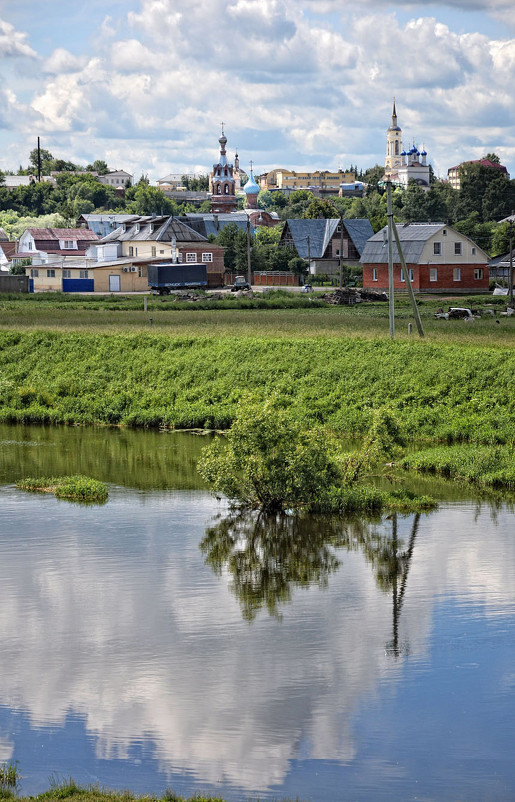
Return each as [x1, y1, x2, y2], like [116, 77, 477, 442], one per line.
[16, 475, 108, 503]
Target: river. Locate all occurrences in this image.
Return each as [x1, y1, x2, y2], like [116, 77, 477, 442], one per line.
[0, 423, 514, 801]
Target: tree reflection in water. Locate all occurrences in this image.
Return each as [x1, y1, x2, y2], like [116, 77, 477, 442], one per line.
[200, 510, 422, 625]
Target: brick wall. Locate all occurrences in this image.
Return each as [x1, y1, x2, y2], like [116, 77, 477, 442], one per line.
[363, 262, 489, 293]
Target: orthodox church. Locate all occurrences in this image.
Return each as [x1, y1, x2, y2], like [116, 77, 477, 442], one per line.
[210, 127, 238, 213]
[383, 101, 430, 190]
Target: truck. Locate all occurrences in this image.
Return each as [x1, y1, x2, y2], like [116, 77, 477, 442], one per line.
[147, 263, 208, 295]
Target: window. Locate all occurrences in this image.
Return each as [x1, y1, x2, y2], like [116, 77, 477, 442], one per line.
[30, 268, 39, 277]
[443, 229, 447, 236]
[400, 268, 414, 283]
[135, 248, 138, 256]
[474, 268, 483, 280]
[62, 269, 71, 279]
[138, 266, 147, 278]
[186, 253, 197, 263]
[27, 241, 33, 250]
[472, 247, 476, 255]
[202, 252, 213, 262]
[151, 246, 156, 257]
[80, 270, 89, 279]
[429, 267, 438, 282]
[46, 269, 55, 278]
[128, 246, 134, 257]
[63, 240, 75, 249]
[160, 250, 165, 254]
[453, 268, 461, 282]
[433, 242, 441, 255]
[454, 242, 462, 255]
[372, 268, 378, 282]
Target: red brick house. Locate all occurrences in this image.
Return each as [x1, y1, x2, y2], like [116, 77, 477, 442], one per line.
[361, 223, 490, 294]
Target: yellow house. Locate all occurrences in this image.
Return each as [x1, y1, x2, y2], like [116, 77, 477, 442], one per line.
[259, 168, 355, 193]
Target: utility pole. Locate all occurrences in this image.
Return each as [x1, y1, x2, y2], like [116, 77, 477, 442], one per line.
[386, 181, 395, 339]
[386, 182, 424, 337]
[37, 136, 41, 182]
[509, 212, 514, 306]
[339, 214, 344, 289]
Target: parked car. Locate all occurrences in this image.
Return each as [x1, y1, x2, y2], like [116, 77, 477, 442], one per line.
[434, 307, 475, 320]
[231, 275, 251, 291]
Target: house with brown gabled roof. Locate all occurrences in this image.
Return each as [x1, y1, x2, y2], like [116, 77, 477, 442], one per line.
[18, 228, 100, 262]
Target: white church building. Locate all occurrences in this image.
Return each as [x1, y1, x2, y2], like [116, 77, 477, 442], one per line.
[383, 101, 430, 190]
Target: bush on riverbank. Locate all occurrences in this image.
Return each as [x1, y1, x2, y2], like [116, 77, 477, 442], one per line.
[16, 475, 108, 502]
[198, 400, 436, 513]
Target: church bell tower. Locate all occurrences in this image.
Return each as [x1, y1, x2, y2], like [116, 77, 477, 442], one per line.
[385, 99, 403, 176]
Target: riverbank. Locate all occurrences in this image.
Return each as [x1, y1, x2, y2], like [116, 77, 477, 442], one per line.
[1, 329, 514, 444]
[1, 782, 241, 802]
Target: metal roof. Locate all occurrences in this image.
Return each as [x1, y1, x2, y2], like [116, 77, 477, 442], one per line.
[282, 218, 373, 259]
[341, 218, 374, 254]
[179, 213, 249, 238]
[361, 223, 445, 264]
[100, 215, 208, 244]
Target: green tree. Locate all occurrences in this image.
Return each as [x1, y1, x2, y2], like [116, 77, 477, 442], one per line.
[125, 184, 174, 215]
[453, 212, 495, 254]
[288, 255, 308, 278]
[87, 159, 109, 175]
[491, 220, 514, 257]
[255, 225, 282, 245]
[9, 259, 31, 274]
[28, 147, 53, 174]
[455, 157, 510, 221]
[198, 397, 342, 513]
[257, 190, 274, 209]
[303, 199, 338, 219]
[362, 164, 385, 192]
[481, 176, 515, 222]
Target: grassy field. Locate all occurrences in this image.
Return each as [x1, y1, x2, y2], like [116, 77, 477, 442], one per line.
[1, 291, 515, 345]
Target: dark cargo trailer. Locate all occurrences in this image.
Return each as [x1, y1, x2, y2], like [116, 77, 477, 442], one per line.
[147, 263, 208, 294]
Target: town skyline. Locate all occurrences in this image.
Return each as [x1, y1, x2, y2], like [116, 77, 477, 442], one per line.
[1, 0, 514, 182]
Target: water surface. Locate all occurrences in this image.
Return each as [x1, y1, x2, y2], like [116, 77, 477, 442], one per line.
[0, 423, 514, 801]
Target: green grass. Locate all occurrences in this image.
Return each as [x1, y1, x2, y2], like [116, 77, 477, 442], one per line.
[400, 444, 515, 489]
[1, 329, 515, 445]
[16, 475, 109, 502]
[12, 777, 294, 802]
[1, 292, 515, 345]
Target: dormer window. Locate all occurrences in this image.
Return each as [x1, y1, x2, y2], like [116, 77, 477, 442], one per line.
[135, 223, 140, 233]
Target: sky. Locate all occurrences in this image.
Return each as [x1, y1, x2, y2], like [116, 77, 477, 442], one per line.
[0, 0, 515, 184]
